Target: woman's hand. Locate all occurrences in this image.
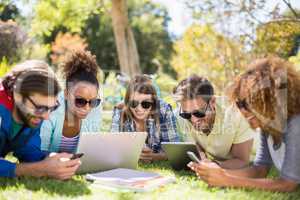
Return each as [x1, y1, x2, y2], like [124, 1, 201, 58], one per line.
[139, 146, 168, 163]
[188, 160, 229, 187]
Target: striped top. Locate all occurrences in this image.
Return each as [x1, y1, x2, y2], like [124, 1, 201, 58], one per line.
[59, 134, 80, 153]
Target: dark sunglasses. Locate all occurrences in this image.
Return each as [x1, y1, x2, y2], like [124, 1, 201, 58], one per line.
[236, 99, 248, 110]
[27, 96, 60, 115]
[128, 100, 154, 109]
[74, 97, 101, 108]
[179, 103, 209, 120]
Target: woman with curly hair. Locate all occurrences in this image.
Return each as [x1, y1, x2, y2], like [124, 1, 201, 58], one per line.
[188, 57, 300, 192]
[40, 50, 102, 154]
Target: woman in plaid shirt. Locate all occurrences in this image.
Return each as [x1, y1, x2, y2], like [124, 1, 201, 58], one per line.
[111, 75, 179, 163]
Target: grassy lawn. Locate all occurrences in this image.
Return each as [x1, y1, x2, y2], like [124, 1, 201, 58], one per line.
[1, 161, 300, 200]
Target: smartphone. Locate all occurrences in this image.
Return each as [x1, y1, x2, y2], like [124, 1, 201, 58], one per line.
[70, 153, 84, 160]
[187, 151, 201, 163]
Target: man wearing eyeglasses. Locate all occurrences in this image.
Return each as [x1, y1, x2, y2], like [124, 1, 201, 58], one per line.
[0, 60, 81, 179]
[174, 75, 254, 169]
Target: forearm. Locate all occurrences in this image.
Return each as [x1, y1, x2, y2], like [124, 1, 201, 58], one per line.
[153, 152, 168, 161]
[219, 158, 249, 169]
[224, 165, 269, 178]
[15, 161, 47, 178]
[225, 174, 298, 192]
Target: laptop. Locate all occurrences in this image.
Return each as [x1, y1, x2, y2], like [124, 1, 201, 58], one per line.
[161, 142, 198, 170]
[76, 132, 147, 174]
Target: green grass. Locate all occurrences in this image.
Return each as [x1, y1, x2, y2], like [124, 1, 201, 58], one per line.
[1, 161, 300, 200]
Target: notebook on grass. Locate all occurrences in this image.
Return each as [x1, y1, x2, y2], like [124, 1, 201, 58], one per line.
[86, 168, 176, 192]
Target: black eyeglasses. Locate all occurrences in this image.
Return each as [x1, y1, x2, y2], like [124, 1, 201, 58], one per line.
[128, 100, 154, 109]
[27, 96, 60, 115]
[236, 99, 248, 110]
[74, 97, 101, 108]
[179, 103, 209, 120]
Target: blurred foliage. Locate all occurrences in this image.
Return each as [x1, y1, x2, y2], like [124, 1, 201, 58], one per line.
[254, 20, 300, 58]
[0, 57, 12, 77]
[50, 32, 88, 67]
[0, 0, 20, 21]
[171, 24, 247, 92]
[31, 0, 175, 76]
[0, 20, 27, 63]
[31, 0, 100, 37]
[289, 51, 300, 71]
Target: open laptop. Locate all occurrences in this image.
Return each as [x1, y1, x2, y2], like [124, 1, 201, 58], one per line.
[161, 142, 198, 170]
[76, 132, 147, 174]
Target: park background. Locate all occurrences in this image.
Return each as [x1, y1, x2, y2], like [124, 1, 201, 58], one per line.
[1, 0, 300, 199]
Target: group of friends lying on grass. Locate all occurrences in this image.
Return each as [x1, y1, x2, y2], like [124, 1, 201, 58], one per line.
[0, 50, 299, 192]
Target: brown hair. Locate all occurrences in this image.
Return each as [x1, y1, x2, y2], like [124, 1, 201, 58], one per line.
[63, 50, 99, 90]
[2, 60, 60, 98]
[173, 74, 214, 102]
[229, 56, 300, 143]
[120, 75, 160, 131]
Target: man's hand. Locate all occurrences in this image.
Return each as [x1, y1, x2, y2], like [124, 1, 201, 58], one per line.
[188, 160, 228, 187]
[15, 152, 81, 180]
[42, 153, 81, 180]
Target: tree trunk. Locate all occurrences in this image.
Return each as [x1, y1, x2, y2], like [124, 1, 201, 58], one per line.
[111, 0, 141, 77]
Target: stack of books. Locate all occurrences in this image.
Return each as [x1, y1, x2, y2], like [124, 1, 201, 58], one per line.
[86, 168, 176, 192]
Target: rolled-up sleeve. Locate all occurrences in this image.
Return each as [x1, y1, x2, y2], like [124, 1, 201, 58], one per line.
[280, 116, 300, 183]
[253, 133, 273, 167]
[110, 107, 122, 132]
[0, 158, 17, 178]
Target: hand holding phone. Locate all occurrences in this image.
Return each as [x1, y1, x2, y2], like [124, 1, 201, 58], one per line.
[70, 153, 84, 160]
[187, 151, 201, 163]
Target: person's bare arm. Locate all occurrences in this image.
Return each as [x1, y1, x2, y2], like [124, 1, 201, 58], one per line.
[218, 139, 253, 169]
[189, 161, 298, 192]
[140, 147, 168, 163]
[15, 153, 81, 180]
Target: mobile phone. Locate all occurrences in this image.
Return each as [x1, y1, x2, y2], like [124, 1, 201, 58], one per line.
[187, 151, 201, 163]
[70, 153, 84, 160]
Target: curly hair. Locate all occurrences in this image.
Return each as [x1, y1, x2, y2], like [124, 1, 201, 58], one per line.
[229, 56, 300, 143]
[63, 50, 99, 89]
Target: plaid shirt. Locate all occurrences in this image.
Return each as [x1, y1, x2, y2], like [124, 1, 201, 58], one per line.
[111, 99, 179, 152]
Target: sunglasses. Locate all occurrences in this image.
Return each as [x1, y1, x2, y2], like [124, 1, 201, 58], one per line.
[236, 99, 248, 110]
[179, 103, 209, 120]
[74, 97, 101, 108]
[128, 100, 154, 109]
[27, 96, 60, 115]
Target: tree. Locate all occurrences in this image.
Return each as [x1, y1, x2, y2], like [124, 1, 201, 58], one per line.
[31, 0, 174, 76]
[0, 1, 20, 21]
[254, 20, 300, 58]
[111, 0, 141, 76]
[171, 24, 247, 91]
[50, 32, 88, 67]
[0, 20, 27, 63]
[185, 0, 300, 50]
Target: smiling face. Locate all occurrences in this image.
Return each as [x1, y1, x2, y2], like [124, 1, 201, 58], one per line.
[14, 93, 58, 127]
[129, 92, 153, 121]
[180, 96, 216, 134]
[66, 81, 99, 119]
